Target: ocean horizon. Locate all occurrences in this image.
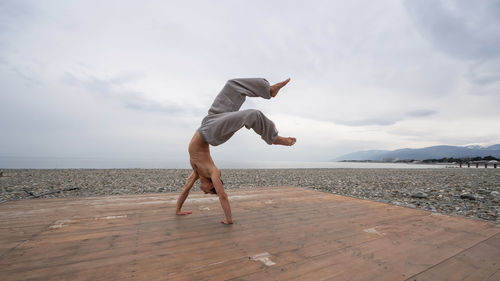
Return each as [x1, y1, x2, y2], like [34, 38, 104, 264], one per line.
[0, 156, 456, 169]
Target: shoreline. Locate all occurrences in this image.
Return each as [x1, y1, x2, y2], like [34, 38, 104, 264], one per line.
[0, 161, 460, 169]
[1, 168, 499, 223]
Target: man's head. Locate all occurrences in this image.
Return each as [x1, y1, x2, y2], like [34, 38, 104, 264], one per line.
[199, 174, 223, 195]
[199, 178, 215, 194]
[210, 186, 217, 195]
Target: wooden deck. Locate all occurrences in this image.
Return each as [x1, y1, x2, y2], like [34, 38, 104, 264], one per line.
[1, 186, 499, 281]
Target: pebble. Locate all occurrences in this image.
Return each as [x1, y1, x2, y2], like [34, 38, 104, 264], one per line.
[478, 189, 487, 194]
[411, 191, 428, 199]
[1, 168, 499, 223]
[460, 193, 476, 200]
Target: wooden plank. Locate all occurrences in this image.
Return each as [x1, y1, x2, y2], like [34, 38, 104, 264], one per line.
[406, 232, 500, 281]
[0, 187, 498, 281]
[220, 212, 498, 281]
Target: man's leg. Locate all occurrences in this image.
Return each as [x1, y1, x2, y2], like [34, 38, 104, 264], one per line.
[200, 78, 295, 146]
[204, 109, 278, 145]
[208, 78, 289, 115]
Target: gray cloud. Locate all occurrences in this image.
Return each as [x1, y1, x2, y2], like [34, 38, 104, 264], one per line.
[62, 72, 203, 115]
[0, 1, 35, 50]
[328, 107, 439, 127]
[0, 58, 41, 86]
[9, 66, 42, 86]
[405, 0, 500, 96]
[404, 0, 500, 60]
[333, 117, 401, 127]
[466, 60, 500, 85]
[331, 109, 437, 127]
[407, 110, 437, 118]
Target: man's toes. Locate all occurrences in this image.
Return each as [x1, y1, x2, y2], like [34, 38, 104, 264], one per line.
[279, 78, 290, 87]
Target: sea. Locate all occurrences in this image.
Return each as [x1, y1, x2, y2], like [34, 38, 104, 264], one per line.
[0, 156, 456, 169]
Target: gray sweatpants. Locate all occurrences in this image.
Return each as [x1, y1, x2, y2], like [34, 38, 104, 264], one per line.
[198, 78, 279, 146]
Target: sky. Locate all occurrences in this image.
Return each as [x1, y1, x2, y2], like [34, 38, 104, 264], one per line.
[1, 0, 500, 168]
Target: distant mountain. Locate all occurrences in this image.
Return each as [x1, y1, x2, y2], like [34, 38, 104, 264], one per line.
[335, 144, 500, 161]
[488, 144, 500, 150]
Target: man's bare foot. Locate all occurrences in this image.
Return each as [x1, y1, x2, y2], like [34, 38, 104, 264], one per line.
[221, 218, 234, 224]
[270, 78, 291, 97]
[273, 136, 296, 146]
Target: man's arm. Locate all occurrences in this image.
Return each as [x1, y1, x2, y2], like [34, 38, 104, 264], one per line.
[211, 171, 233, 224]
[176, 171, 199, 215]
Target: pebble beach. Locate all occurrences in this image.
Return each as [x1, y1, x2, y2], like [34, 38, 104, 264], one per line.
[1, 168, 499, 223]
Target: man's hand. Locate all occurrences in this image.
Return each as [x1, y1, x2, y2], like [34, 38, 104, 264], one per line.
[176, 171, 198, 216]
[212, 172, 234, 225]
[220, 218, 234, 224]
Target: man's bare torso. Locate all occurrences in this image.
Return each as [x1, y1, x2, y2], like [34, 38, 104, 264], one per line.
[188, 131, 216, 181]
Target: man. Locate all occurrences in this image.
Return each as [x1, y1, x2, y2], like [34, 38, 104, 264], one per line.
[175, 78, 296, 224]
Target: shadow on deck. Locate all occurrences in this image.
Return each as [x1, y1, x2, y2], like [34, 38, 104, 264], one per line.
[1, 187, 499, 280]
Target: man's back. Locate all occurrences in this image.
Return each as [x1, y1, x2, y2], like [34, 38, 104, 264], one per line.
[188, 131, 215, 180]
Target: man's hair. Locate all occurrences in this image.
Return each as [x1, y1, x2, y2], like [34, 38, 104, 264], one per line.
[208, 178, 223, 195]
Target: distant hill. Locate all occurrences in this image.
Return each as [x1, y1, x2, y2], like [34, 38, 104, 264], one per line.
[487, 144, 500, 150]
[335, 144, 500, 161]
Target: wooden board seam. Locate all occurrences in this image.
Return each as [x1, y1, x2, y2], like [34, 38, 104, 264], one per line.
[0, 221, 55, 261]
[403, 230, 500, 281]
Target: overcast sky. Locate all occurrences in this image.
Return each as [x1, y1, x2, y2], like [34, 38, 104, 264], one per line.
[1, 0, 500, 168]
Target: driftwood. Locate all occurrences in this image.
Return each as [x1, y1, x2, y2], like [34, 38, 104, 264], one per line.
[24, 187, 80, 198]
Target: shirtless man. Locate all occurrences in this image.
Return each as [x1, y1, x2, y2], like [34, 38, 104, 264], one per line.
[176, 78, 296, 224]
